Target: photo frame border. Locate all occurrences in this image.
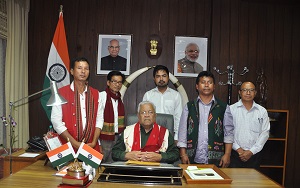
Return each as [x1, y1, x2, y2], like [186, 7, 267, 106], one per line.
[96, 34, 132, 75]
[174, 36, 208, 77]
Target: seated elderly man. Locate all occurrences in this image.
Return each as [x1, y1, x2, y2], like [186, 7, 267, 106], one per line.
[112, 101, 179, 163]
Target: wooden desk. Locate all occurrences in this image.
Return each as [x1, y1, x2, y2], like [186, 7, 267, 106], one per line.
[0, 161, 282, 188]
[0, 149, 46, 179]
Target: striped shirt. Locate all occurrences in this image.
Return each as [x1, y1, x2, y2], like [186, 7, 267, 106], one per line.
[224, 100, 270, 155]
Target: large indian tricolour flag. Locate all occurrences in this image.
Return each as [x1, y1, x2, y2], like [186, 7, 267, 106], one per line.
[46, 142, 75, 167]
[41, 10, 70, 120]
[76, 142, 103, 168]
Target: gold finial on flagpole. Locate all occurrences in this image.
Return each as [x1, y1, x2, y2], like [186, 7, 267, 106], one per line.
[59, 5, 63, 13]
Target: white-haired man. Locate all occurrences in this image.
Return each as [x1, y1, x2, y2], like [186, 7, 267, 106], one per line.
[178, 43, 203, 73]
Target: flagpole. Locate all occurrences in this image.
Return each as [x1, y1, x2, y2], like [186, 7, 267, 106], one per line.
[40, 4, 70, 120]
[59, 5, 63, 13]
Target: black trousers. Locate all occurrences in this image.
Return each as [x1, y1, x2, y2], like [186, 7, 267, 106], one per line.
[229, 149, 262, 169]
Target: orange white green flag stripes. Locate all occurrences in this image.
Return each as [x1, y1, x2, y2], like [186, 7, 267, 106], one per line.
[46, 142, 75, 167]
[76, 142, 103, 168]
[40, 10, 70, 120]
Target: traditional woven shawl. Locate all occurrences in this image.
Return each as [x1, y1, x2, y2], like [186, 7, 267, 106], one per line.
[75, 86, 95, 142]
[100, 87, 125, 141]
[131, 123, 166, 152]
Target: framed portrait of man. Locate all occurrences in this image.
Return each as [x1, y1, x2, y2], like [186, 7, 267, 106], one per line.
[97, 34, 132, 75]
[174, 36, 208, 77]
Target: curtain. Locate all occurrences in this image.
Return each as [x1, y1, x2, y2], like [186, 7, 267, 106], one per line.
[5, 0, 30, 148]
[0, 38, 6, 147]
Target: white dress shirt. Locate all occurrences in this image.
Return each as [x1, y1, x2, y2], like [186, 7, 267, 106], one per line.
[51, 82, 102, 135]
[229, 100, 270, 155]
[143, 87, 183, 140]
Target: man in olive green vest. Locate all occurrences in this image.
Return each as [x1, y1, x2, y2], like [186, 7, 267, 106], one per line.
[177, 71, 234, 167]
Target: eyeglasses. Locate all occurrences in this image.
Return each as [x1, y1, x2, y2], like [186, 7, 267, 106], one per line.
[187, 50, 199, 53]
[140, 110, 154, 116]
[110, 80, 123, 85]
[108, 46, 120, 49]
[240, 88, 255, 93]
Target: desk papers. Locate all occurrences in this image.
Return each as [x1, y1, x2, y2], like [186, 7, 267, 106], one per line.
[125, 160, 160, 166]
[185, 166, 224, 180]
[18, 153, 40, 158]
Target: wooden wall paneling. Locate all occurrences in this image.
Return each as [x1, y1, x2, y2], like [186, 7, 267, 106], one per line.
[203, 0, 212, 38]
[229, 0, 240, 104]
[236, 1, 251, 104]
[142, 0, 161, 101]
[87, 1, 106, 90]
[210, 0, 224, 101]
[219, 0, 233, 103]
[240, 2, 257, 82]
[203, 0, 212, 73]
[219, 0, 230, 69]
[157, 0, 175, 77]
[286, 5, 300, 187]
[167, 0, 184, 98]
[247, 2, 259, 87]
[29, 1, 62, 137]
[176, 0, 188, 35]
[186, 0, 196, 35]
[72, 1, 88, 55]
[27, 1, 300, 187]
[136, 0, 153, 106]
[123, 0, 150, 114]
[227, 0, 239, 55]
[121, 0, 135, 81]
[132, 0, 149, 71]
[158, 0, 171, 66]
[76, 1, 97, 82]
[272, 4, 284, 109]
[93, 0, 105, 33]
[280, 6, 293, 109]
[101, 0, 115, 33]
[167, 0, 178, 45]
[92, 0, 112, 81]
[63, 2, 80, 70]
[111, 0, 126, 32]
[168, 1, 187, 100]
[165, 1, 196, 101]
[121, 0, 134, 32]
[254, 3, 266, 70]
[194, 0, 206, 36]
[248, 2, 266, 93]
[176, 0, 210, 102]
[264, 2, 275, 109]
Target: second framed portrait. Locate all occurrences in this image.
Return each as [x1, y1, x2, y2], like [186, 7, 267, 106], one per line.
[174, 36, 208, 77]
[97, 34, 132, 75]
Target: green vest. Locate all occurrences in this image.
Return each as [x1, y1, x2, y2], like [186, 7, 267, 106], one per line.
[186, 98, 227, 165]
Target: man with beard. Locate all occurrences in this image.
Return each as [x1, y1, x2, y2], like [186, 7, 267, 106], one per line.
[98, 71, 126, 163]
[178, 43, 203, 74]
[142, 65, 182, 142]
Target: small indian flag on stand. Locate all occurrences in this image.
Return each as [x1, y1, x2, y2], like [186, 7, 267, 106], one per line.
[46, 142, 75, 167]
[76, 142, 103, 168]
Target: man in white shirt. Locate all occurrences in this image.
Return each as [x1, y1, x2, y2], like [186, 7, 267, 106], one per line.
[224, 81, 270, 169]
[99, 71, 125, 163]
[51, 57, 102, 152]
[143, 65, 183, 142]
